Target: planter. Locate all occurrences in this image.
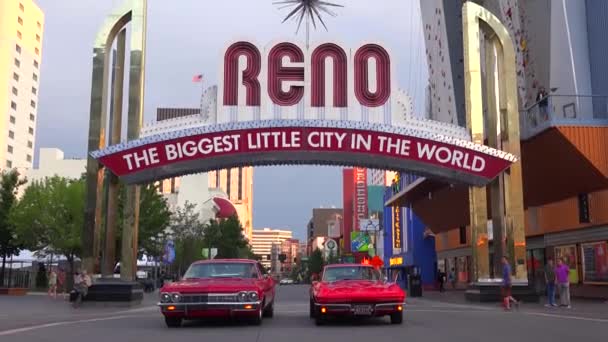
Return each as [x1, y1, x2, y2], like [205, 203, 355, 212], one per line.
[0, 288, 28, 296]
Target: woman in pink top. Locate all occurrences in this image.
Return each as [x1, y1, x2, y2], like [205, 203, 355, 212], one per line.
[555, 258, 571, 308]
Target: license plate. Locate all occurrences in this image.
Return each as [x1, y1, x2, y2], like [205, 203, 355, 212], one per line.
[353, 305, 372, 316]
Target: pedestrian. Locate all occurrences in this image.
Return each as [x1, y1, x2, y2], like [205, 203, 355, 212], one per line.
[73, 270, 92, 308]
[437, 269, 446, 292]
[448, 268, 456, 289]
[501, 256, 519, 310]
[544, 258, 557, 307]
[555, 258, 571, 309]
[57, 268, 66, 299]
[48, 269, 57, 299]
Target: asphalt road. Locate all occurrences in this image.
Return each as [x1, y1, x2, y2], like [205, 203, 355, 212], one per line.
[0, 285, 606, 342]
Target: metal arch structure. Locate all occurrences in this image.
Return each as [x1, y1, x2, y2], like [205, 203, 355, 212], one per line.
[82, 1, 526, 285]
[463, 2, 526, 283]
[83, 0, 146, 279]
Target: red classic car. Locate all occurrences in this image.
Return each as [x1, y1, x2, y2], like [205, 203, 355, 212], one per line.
[158, 259, 275, 327]
[309, 264, 405, 325]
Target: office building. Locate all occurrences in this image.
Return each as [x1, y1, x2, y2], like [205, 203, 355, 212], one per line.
[0, 0, 44, 170]
[251, 228, 293, 270]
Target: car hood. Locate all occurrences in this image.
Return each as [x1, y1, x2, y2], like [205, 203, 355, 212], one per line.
[315, 280, 405, 302]
[161, 278, 260, 293]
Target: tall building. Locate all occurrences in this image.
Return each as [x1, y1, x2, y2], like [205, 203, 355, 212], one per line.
[251, 228, 293, 269]
[208, 167, 254, 242]
[0, 0, 44, 170]
[369, 169, 398, 186]
[389, 0, 608, 297]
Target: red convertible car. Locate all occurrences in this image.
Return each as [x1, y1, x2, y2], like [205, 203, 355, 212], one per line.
[158, 259, 276, 327]
[310, 264, 405, 325]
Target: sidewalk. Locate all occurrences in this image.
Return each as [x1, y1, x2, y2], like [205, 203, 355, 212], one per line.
[416, 290, 608, 320]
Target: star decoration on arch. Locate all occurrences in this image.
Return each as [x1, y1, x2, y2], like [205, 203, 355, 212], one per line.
[274, 0, 344, 48]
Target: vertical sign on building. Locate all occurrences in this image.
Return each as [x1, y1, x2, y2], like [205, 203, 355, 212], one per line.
[353, 167, 368, 234]
[342, 169, 355, 253]
[393, 205, 402, 252]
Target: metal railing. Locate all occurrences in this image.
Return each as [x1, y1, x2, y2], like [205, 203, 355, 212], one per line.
[521, 95, 608, 139]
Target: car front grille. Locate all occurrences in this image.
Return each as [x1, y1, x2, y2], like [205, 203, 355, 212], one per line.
[181, 294, 238, 303]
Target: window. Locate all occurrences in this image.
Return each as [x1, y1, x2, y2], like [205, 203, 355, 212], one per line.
[32, 87, 37, 95]
[19, 3, 24, 11]
[26, 155, 32, 162]
[6, 160, 12, 168]
[14, 58, 20, 68]
[12, 87, 18, 96]
[13, 73, 19, 81]
[16, 45, 21, 54]
[30, 100, 36, 108]
[29, 113, 35, 121]
[27, 141, 33, 149]
[226, 169, 232, 198]
[35, 47, 39, 56]
[11, 101, 17, 110]
[10, 116, 15, 124]
[37, 21, 41, 29]
[215, 171, 220, 188]
[8, 131, 15, 139]
[36, 34, 40, 42]
[7, 146, 13, 154]
[578, 193, 590, 223]
[17, 31, 22, 39]
[238, 167, 243, 200]
[459, 226, 467, 245]
[34, 60, 39, 68]
[33, 73, 38, 82]
[28, 127, 34, 135]
[18, 17, 23, 25]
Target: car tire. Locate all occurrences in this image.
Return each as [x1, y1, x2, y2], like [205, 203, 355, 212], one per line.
[390, 312, 403, 325]
[309, 299, 316, 319]
[252, 305, 263, 325]
[164, 317, 182, 328]
[314, 315, 325, 326]
[263, 300, 274, 318]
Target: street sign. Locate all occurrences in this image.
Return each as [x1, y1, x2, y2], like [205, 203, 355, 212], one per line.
[325, 239, 337, 251]
[360, 218, 380, 232]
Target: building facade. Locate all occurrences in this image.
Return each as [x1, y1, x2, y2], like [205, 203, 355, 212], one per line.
[251, 228, 293, 270]
[389, 0, 608, 298]
[0, 0, 44, 170]
[306, 208, 342, 255]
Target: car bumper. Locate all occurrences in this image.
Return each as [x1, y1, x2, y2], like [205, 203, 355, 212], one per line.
[314, 302, 403, 317]
[158, 302, 262, 318]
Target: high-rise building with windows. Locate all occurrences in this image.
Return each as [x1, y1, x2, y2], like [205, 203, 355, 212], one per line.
[0, 0, 44, 170]
[251, 228, 293, 270]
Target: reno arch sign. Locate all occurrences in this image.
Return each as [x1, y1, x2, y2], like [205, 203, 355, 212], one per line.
[91, 40, 517, 186]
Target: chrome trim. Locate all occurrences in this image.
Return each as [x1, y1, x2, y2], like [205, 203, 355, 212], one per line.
[157, 301, 261, 307]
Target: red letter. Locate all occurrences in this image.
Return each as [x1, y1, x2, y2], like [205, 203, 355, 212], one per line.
[268, 42, 305, 106]
[223, 42, 261, 106]
[354, 44, 391, 107]
[311, 43, 347, 108]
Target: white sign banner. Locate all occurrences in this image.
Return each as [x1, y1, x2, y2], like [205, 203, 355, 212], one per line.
[360, 218, 380, 232]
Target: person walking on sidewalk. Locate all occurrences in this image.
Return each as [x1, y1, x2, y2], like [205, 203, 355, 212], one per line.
[502, 256, 519, 310]
[437, 269, 446, 292]
[555, 258, 571, 309]
[47, 270, 57, 299]
[544, 258, 557, 307]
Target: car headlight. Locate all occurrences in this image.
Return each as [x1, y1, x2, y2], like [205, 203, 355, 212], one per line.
[237, 291, 248, 302]
[248, 291, 259, 302]
[171, 293, 181, 303]
[160, 293, 171, 303]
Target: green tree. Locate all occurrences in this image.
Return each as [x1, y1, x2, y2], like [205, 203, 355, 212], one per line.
[203, 215, 251, 259]
[171, 202, 206, 274]
[0, 170, 26, 285]
[11, 177, 84, 278]
[308, 248, 325, 277]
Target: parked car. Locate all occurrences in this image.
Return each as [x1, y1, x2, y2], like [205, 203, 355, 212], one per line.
[279, 278, 294, 285]
[309, 264, 405, 325]
[158, 259, 276, 328]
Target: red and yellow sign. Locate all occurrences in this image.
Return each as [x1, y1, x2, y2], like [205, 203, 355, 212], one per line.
[393, 205, 402, 250]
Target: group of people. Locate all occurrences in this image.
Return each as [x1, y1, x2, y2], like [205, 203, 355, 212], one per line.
[47, 268, 92, 306]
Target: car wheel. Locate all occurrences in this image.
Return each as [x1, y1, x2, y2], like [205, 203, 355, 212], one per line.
[390, 312, 403, 324]
[309, 299, 316, 319]
[263, 300, 274, 318]
[164, 317, 182, 328]
[314, 315, 325, 326]
[252, 305, 263, 325]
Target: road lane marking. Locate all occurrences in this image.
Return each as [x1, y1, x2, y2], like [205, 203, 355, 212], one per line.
[524, 312, 608, 323]
[0, 315, 137, 337]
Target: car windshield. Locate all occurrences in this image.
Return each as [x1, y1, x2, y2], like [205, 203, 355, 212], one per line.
[183, 263, 258, 279]
[322, 266, 381, 282]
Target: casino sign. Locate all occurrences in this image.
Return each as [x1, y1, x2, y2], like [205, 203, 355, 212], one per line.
[91, 40, 516, 186]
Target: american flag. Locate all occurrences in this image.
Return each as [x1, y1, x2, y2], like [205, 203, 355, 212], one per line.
[192, 74, 203, 82]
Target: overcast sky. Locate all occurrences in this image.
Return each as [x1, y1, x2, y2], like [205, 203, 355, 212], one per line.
[34, 0, 427, 241]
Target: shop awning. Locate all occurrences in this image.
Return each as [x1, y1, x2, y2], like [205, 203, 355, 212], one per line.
[384, 177, 451, 207]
